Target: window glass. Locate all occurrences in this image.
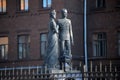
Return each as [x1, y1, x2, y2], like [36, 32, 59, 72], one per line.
[0, 0, 2, 12]
[0, 0, 6, 12]
[20, 0, 24, 10]
[48, 0, 51, 7]
[93, 33, 107, 57]
[43, 0, 51, 8]
[96, 0, 105, 8]
[43, 0, 47, 8]
[18, 35, 30, 59]
[0, 37, 8, 60]
[25, 0, 28, 10]
[3, 0, 6, 12]
[40, 33, 47, 58]
[20, 0, 28, 11]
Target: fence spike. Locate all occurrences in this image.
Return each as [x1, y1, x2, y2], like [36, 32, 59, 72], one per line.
[79, 61, 81, 67]
[37, 66, 39, 74]
[40, 68, 43, 79]
[105, 65, 108, 80]
[28, 66, 31, 79]
[36, 66, 39, 79]
[16, 69, 19, 80]
[95, 65, 98, 80]
[83, 65, 88, 80]
[24, 69, 27, 79]
[8, 69, 11, 80]
[20, 67, 23, 79]
[5, 66, 7, 76]
[12, 67, 15, 80]
[115, 66, 118, 80]
[100, 61, 102, 72]
[105, 65, 107, 72]
[90, 61, 93, 72]
[110, 60, 112, 72]
[109, 61, 113, 80]
[28, 66, 30, 74]
[45, 65, 47, 74]
[32, 68, 35, 79]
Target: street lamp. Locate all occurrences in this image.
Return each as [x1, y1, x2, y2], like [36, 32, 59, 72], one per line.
[83, 0, 88, 72]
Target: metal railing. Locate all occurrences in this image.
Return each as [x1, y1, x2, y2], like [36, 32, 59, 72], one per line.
[0, 60, 120, 80]
[0, 66, 82, 80]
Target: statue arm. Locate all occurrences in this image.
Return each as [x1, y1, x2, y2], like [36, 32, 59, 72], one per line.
[69, 20, 74, 45]
[52, 21, 58, 33]
[56, 25, 59, 33]
[56, 20, 60, 33]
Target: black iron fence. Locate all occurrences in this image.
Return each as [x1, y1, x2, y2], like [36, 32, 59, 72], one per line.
[0, 60, 120, 80]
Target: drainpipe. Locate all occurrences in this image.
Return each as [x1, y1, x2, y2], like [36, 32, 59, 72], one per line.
[84, 0, 88, 72]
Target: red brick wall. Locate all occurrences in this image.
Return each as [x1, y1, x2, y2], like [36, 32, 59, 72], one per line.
[0, 0, 119, 67]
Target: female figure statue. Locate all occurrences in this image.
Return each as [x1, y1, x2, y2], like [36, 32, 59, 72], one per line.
[45, 10, 59, 69]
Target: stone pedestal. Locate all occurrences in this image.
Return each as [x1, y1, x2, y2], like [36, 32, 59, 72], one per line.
[48, 68, 64, 73]
[59, 54, 72, 72]
[48, 69, 82, 80]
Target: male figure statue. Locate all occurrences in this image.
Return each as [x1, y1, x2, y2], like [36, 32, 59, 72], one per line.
[57, 8, 74, 71]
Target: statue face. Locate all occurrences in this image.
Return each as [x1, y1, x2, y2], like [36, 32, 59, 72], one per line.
[61, 9, 67, 18]
[52, 12, 56, 19]
[50, 10, 56, 19]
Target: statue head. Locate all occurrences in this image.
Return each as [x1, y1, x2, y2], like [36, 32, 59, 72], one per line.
[50, 10, 56, 19]
[61, 8, 68, 18]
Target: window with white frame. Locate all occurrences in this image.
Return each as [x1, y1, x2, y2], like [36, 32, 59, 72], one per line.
[118, 32, 120, 56]
[18, 35, 30, 59]
[0, 37, 8, 60]
[0, 0, 6, 12]
[43, 0, 52, 8]
[93, 33, 107, 57]
[96, 0, 105, 8]
[40, 33, 47, 58]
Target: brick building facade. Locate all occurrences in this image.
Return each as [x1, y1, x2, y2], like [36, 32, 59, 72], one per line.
[0, 0, 120, 67]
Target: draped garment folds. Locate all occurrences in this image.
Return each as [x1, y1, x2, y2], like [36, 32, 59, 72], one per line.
[45, 19, 59, 68]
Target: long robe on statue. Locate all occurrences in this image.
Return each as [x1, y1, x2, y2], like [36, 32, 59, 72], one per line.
[45, 19, 59, 68]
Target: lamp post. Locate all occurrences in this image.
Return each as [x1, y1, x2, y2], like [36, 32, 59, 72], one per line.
[83, 0, 88, 72]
